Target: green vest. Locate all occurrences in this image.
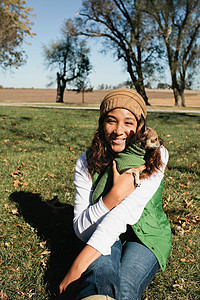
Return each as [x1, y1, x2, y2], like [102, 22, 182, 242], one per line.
[90, 163, 172, 271]
[131, 178, 172, 271]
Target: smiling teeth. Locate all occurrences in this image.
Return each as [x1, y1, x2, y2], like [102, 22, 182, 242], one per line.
[114, 138, 125, 141]
[112, 139, 126, 144]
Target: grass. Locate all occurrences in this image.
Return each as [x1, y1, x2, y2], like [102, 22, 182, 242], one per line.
[0, 107, 199, 299]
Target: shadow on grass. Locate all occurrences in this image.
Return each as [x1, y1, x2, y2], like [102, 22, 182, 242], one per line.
[147, 112, 200, 125]
[9, 191, 84, 299]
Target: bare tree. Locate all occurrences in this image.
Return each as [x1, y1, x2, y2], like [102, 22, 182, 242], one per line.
[71, 0, 164, 105]
[144, 0, 200, 106]
[75, 77, 93, 103]
[43, 20, 92, 103]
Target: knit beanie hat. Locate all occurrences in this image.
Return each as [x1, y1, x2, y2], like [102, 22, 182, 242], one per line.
[100, 88, 147, 120]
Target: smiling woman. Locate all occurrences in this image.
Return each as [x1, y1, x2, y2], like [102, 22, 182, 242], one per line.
[59, 88, 172, 300]
[103, 109, 137, 153]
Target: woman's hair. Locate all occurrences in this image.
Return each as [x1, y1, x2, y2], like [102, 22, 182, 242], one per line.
[141, 147, 163, 179]
[87, 116, 115, 176]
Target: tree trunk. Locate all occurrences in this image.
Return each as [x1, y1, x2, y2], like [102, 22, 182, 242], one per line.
[171, 74, 182, 107]
[127, 58, 150, 105]
[82, 89, 85, 103]
[128, 72, 150, 105]
[56, 72, 65, 103]
[173, 87, 181, 107]
[135, 82, 151, 106]
[180, 90, 186, 107]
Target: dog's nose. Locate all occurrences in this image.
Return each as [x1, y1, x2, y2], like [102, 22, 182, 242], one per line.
[160, 140, 163, 145]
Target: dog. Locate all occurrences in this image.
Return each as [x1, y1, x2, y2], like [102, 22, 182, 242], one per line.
[123, 119, 163, 186]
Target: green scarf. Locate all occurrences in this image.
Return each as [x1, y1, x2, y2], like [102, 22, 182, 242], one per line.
[91, 144, 145, 204]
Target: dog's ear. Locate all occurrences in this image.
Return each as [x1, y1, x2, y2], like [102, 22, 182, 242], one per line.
[137, 114, 147, 134]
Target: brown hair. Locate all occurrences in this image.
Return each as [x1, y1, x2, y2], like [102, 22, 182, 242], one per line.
[87, 117, 115, 176]
[141, 148, 163, 179]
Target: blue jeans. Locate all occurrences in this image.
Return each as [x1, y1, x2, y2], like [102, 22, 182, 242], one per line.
[76, 240, 159, 300]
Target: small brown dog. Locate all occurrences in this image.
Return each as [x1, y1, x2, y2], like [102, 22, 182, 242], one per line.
[124, 119, 163, 186]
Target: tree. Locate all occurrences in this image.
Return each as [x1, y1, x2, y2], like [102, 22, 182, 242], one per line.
[72, 0, 163, 105]
[144, 0, 200, 107]
[43, 20, 92, 103]
[75, 77, 93, 103]
[0, 0, 36, 69]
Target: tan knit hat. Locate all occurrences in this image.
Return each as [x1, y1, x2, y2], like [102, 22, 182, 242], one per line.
[100, 88, 147, 120]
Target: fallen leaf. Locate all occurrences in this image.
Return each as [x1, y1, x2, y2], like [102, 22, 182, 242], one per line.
[46, 173, 56, 178]
[0, 290, 8, 300]
[13, 178, 28, 187]
[1, 139, 9, 144]
[39, 241, 47, 248]
[180, 258, 186, 262]
[41, 257, 48, 268]
[41, 250, 51, 256]
[3, 159, 8, 166]
[15, 224, 23, 229]
[4, 242, 12, 248]
[11, 209, 19, 215]
[188, 259, 196, 262]
[173, 284, 184, 289]
[4, 204, 10, 212]
[10, 170, 22, 178]
[13, 179, 23, 187]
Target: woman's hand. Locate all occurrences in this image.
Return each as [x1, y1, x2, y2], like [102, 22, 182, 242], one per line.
[59, 266, 82, 294]
[59, 245, 101, 294]
[112, 161, 136, 199]
[103, 161, 145, 210]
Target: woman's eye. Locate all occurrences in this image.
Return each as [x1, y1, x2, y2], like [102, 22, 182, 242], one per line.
[107, 119, 116, 123]
[125, 122, 133, 125]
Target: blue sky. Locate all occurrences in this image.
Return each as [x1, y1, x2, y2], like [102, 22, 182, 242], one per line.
[0, 0, 127, 89]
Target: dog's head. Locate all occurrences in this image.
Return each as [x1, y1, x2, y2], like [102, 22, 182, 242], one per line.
[144, 127, 162, 149]
[130, 116, 162, 150]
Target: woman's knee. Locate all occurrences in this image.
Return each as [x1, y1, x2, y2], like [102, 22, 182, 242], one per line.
[77, 241, 122, 300]
[120, 242, 159, 299]
[86, 254, 120, 286]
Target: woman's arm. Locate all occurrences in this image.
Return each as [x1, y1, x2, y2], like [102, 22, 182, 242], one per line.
[87, 146, 169, 255]
[73, 153, 139, 240]
[73, 153, 110, 241]
[59, 245, 101, 294]
[102, 161, 145, 210]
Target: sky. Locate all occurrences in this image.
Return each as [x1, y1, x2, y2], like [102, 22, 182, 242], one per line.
[0, 0, 127, 89]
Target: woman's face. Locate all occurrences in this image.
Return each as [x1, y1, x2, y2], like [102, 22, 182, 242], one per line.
[103, 108, 137, 153]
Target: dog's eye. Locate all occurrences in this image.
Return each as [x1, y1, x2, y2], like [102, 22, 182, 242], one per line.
[151, 138, 158, 142]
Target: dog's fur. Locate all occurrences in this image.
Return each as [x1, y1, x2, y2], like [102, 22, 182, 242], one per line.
[124, 117, 163, 186]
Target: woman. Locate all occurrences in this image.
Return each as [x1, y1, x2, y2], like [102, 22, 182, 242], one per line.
[59, 89, 172, 300]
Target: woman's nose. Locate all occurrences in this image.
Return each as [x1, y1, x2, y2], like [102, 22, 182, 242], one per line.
[114, 123, 124, 134]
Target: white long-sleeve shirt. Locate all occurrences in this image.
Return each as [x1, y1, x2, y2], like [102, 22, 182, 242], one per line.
[73, 146, 169, 255]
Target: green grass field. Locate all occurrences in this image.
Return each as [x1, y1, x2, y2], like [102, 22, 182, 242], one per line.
[0, 107, 199, 299]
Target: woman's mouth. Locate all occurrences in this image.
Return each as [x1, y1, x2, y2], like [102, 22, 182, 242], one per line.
[112, 138, 126, 145]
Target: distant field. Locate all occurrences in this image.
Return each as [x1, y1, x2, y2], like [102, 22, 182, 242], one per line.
[0, 88, 200, 107]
